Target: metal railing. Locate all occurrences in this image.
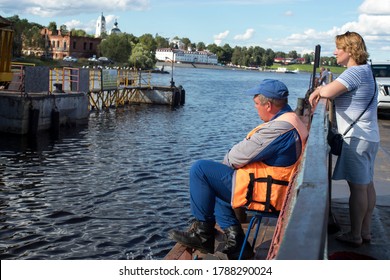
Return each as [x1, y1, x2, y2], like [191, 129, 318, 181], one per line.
[88, 69, 153, 91]
[272, 99, 330, 259]
[87, 69, 155, 110]
[49, 67, 80, 93]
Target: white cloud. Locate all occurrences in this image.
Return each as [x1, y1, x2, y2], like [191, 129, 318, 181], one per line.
[3, 0, 150, 17]
[3, 0, 389, 61]
[63, 19, 82, 30]
[341, 14, 390, 35]
[234, 28, 255, 41]
[214, 30, 230, 45]
[63, 19, 97, 34]
[359, 0, 390, 15]
[104, 14, 119, 28]
[261, 0, 390, 60]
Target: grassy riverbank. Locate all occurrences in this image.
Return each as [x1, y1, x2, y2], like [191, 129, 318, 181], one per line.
[275, 64, 345, 74]
[157, 61, 345, 75]
[13, 56, 346, 75]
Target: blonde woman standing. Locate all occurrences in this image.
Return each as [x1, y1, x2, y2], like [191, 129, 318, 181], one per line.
[309, 31, 379, 246]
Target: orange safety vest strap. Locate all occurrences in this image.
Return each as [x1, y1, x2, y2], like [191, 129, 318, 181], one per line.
[232, 162, 295, 212]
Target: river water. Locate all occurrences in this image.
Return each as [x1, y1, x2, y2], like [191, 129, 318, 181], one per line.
[0, 67, 313, 260]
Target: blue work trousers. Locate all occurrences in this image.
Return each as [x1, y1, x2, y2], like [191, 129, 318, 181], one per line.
[189, 159, 239, 229]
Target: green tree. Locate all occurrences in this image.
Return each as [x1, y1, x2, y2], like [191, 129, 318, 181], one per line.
[274, 51, 286, 59]
[328, 56, 337, 66]
[99, 33, 134, 63]
[196, 42, 206, 51]
[59, 24, 68, 35]
[191, 43, 196, 51]
[231, 46, 243, 66]
[71, 29, 88, 37]
[320, 56, 337, 66]
[30, 26, 45, 49]
[248, 46, 265, 67]
[220, 44, 233, 65]
[139, 33, 157, 52]
[48, 21, 57, 33]
[263, 48, 275, 67]
[181, 37, 191, 50]
[288, 50, 298, 59]
[303, 53, 311, 64]
[129, 43, 156, 69]
[206, 43, 219, 54]
[7, 15, 43, 57]
[241, 47, 250, 66]
[155, 35, 169, 48]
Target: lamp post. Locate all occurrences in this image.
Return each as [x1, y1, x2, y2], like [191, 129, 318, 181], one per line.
[170, 53, 175, 87]
[166, 50, 175, 87]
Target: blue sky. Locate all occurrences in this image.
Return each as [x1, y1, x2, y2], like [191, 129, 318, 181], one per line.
[1, 0, 389, 61]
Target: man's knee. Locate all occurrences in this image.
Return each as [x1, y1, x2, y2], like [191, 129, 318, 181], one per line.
[190, 159, 210, 177]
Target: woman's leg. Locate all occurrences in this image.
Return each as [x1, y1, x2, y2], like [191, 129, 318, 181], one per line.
[347, 181, 370, 240]
[337, 139, 378, 243]
[361, 181, 376, 239]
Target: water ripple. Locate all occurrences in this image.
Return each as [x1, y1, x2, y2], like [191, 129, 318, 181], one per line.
[0, 68, 310, 259]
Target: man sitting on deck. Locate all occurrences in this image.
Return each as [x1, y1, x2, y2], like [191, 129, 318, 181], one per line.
[169, 79, 308, 259]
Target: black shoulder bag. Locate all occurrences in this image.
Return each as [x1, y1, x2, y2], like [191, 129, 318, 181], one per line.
[328, 79, 376, 156]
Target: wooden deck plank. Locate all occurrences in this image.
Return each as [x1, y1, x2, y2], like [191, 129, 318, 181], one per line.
[164, 216, 277, 260]
[164, 243, 193, 260]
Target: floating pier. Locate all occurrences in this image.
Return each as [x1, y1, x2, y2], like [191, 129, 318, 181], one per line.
[0, 65, 185, 135]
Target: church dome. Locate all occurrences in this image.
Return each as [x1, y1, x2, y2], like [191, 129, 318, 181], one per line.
[110, 19, 121, 35]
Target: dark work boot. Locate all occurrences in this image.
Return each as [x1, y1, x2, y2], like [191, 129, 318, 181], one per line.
[168, 220, 215, 254]
[222, 224, 254, 260]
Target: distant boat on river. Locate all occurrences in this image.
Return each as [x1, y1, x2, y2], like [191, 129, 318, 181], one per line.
[275, 67, 299, 74]
[151, 66, 169, 74]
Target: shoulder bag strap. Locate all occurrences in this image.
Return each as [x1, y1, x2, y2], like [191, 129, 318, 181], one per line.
[342, 74, 377, 136]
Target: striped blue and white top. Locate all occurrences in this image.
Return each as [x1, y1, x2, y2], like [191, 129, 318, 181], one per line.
[335, 63, 380, 143]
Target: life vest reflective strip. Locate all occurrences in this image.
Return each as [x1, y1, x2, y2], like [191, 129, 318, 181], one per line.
[231, 112, 308, 212]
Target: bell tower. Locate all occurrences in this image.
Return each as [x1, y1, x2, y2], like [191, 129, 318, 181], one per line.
[95, 12, 106, 38]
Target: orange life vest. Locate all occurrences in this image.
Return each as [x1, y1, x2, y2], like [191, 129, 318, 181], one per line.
[231, 112, 308, 213]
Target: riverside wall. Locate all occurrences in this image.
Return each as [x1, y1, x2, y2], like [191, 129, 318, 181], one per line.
[0, 91, 89, 135]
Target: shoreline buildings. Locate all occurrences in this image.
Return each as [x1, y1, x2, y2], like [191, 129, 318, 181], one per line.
[22, 12, 217, 64]
[155, 48, 218, 65]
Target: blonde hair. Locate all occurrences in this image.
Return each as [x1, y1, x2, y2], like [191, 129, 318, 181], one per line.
[335, 31, 369, 65]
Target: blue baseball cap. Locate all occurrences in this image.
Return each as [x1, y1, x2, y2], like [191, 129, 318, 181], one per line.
[245, 79, 289, 99]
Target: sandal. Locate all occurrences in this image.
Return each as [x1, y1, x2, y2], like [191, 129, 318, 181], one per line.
[336, 232, 362, 247]
[362, 234, 371, 244]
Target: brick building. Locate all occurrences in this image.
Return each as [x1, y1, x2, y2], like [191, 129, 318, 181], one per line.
[39, 28, 102, 60]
